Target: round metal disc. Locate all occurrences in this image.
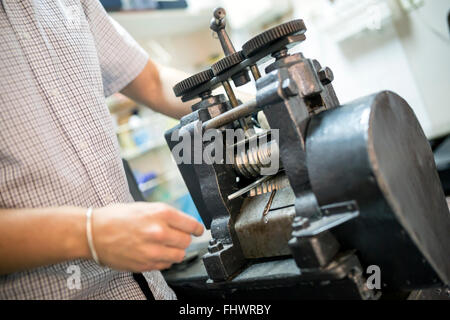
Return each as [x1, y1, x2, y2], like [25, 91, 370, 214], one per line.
[306, 91, 450, 288]
[242, 20, 306, 57]
[212, 51, 245, 75]
[173, 69, 214, 97]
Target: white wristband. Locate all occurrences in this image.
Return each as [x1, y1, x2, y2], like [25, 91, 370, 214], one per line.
[86, 207, 101, 265]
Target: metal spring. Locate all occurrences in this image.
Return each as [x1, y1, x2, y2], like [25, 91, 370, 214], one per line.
[234, 141, 279, 178]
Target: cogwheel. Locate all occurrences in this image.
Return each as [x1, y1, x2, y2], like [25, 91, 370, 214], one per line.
[242, 20, 306, 57]
[173, 69, 214, 97]
[211, 51, 245, 75]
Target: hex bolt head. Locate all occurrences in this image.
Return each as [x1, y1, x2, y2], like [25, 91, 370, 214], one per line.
[292, 216, 310, 231]
[312, 59, 322, 72]
[318, 67, 334, 85]
[208, 239, 224, 253]
[281, 78, 298, 97]
[272, 48, 289, 60]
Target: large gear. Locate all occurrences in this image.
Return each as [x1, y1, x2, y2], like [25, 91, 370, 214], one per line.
[211, 51, 245, 75]
[242, 20, 306, 57]
[173, 69, 214, 97]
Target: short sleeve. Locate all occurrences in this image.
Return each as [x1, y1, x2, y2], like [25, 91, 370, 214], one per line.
[81, 0, 149, 97]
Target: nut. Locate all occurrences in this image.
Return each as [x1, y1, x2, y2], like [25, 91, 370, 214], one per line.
[318, 67, 334, 85]
[292, 216, 310, 232]
[281, 78, 298, 98]
[208, 239, 224, 253]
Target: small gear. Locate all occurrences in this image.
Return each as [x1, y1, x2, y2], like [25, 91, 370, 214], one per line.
[211, 51, 245, 75]
[242, 20, 306, 57]
[173, 69, 214, 97]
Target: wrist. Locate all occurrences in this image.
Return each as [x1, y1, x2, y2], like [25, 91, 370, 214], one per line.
[63, 206, 91, 260]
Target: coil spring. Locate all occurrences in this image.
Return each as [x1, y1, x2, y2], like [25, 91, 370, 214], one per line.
[234, 141, 278, 178]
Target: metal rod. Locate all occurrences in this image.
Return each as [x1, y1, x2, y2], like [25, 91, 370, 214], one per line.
[228, 175, 272, 201]
[222, 80, 239, 107]
[263, 190, 277, 217]
[210, 8, 236, 57]
[218, 29, 235, 56]
[250, 65, 261, 81]
[203, 98, 258, 130]
[222, 80, 250, 131]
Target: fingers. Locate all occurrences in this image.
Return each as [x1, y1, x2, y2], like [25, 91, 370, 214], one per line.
[144, 223, 191, 249]
[137, 261, 172, 272]
[163, 207, 204, 236]
[148, 262, 172, 271]
[160, 227, 192, 249]
[149, 245, 185, 264]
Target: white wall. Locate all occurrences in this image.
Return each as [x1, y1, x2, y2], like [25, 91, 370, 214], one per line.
[289, 0, 449, 138]
[112, 0, 450, 138]
[393, 0, 450, 138]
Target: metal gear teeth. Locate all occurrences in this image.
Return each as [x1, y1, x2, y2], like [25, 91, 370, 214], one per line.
[242, 19, 306, 57]
[173, 69, 214, 97]
[211, 51, 245, 75]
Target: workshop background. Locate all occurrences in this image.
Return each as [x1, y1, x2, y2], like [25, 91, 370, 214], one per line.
[100, 0, 450, 223]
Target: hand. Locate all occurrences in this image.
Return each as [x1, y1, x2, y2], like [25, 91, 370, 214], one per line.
[91, 202, 204, 272]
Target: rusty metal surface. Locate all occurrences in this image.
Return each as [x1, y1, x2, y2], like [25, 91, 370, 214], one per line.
[234, 140, 279, 179]
[235, 187, 296, 258]
[249, 173, 290, 197]
[203, 98, 258, 130]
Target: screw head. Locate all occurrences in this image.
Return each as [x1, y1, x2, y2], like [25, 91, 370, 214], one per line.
[292, 216, 310, 231]
[318, 67, 334, 85]
[281, 78, 298, 97]
[210, 8, 226, 31]
[208, 239, 224, 253]
[213, 7, 226, 20]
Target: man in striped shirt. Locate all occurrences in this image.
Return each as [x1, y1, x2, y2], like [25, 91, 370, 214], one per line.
[0, 0, 203, 299]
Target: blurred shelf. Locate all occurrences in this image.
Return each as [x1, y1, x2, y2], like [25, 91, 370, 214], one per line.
[120, 139, 166, 160]
[117, 116, 157, 134]
[139, 170, 179, 193]
[109, 8, 213, 38]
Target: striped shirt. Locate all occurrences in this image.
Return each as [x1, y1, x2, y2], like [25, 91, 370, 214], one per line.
[0, 0, 175, 299]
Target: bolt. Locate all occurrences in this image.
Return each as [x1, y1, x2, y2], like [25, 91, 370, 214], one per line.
[272, 48, 289, 60]
[208, 239, 224, 253]
[210, 8, 226, 31]
[213, 7, 226, 20]
[292, 216, 310, 231]
[318, 67, 334, 85]
[312, 59, 322, 72]
[281, 78, 298, 98]
[199, 90, 212, 100]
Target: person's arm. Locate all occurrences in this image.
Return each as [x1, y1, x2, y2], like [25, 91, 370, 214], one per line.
[121, 60, 195, 119]
[120, 59, 256, 120]
[0, 206, 88, 274]
[0, 202, 203, 275]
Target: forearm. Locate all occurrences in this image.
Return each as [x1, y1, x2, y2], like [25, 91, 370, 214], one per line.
[0, 206, 89, 275]
[121, 59, 194, 119]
